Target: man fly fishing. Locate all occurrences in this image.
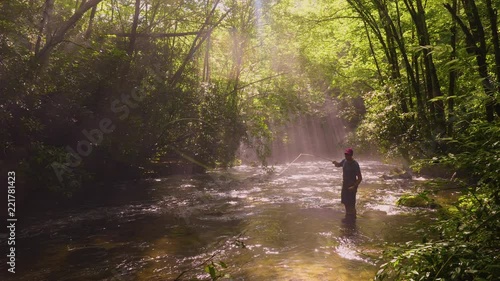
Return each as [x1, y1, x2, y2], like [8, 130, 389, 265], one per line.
[332, 148, 362, 219]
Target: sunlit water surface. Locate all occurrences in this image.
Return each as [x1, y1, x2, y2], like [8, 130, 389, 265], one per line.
[1, 160, 441, 280]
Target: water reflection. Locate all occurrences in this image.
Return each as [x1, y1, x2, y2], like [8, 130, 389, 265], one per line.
[1, 160, 439, 281]
[335, 216, 365, 262]
[340, 216, 358, 237]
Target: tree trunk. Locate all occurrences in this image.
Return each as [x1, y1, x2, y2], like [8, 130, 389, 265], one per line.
[169, 1, 228, 87]
[144, 0, 161, 33]
[373, 0, 417, 114]
[363, 21, 383, 83]
[412, 52, 420, 111]
[485, 0, 500, 117]
[34, 0, 103, 70]
[462, 0, 495, 121]
[128, 0, 141, 56]
[346, 0, 392, 78]
[35, 0, 54, 55]
[203, 32, 211, 82]
[84, 5, 97, 39]
[404, 0, 446, 132]
[447, 0, 458, 135]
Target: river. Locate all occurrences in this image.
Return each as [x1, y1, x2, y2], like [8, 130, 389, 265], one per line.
[1, 159, 439, 280]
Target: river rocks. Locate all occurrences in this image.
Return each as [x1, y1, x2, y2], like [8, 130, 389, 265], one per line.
[380, 167, 413, 180]
[397, 194, 441, 209]
[415, 161, 465, 179]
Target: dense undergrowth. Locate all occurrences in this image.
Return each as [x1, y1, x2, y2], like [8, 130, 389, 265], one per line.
[375, 121, 500, 280]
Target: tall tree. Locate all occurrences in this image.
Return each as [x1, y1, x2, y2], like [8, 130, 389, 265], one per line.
[447, 0, 458, 135]
[35, 0, 54, 55]
[34, 0, 103, 70]
[403, 0, 446, 132]
[127, 0, 141, 55]
[84, 5, 98, 39]
[485, 0, 500, 101]
[444, 0, 500, 122]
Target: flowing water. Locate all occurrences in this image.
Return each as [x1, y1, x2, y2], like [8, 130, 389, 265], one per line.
[2, 160, 439, 281]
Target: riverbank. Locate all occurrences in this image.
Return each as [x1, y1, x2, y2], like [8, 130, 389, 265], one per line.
[374, 150, 500, 280]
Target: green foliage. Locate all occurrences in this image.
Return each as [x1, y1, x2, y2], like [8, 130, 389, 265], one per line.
[183, 80, 247, 168]
[1, 0, 499, 279]
[355, 83, 422, 160]
[376, 121, 500, 280]
[204, 261, 228, 281]
[20, 142, 87, 196]
[397, 191, 439, 208]
[1, 0, 328, 196]
[377, 185, 500, 280]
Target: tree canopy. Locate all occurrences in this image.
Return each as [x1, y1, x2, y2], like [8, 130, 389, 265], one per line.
[1, 0, 500, 279]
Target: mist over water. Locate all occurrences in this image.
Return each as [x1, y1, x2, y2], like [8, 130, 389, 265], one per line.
[270, 113, 347, 163]
[240, 100, 349, 165]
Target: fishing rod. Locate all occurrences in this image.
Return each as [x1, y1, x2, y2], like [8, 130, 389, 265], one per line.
[277, 153, 333, 176]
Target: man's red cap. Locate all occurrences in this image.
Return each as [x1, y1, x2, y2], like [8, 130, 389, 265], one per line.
[344, 148, 354, 155]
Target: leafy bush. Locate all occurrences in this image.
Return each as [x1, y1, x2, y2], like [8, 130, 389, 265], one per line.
[376, 121, 500, 280]
[397, 192, 439, 209]
[377, 185, 500, 280]
[21, 142, 88, 196]
[355, 85, 424, 161]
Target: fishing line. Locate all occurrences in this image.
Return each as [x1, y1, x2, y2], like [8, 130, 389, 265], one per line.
[299, 153, 333, 162]
[277, 153, 332, 176]
[301, 154, 335, 171]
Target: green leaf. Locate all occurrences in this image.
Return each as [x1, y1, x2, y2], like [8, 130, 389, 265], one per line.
[209, 265, 217, 278]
